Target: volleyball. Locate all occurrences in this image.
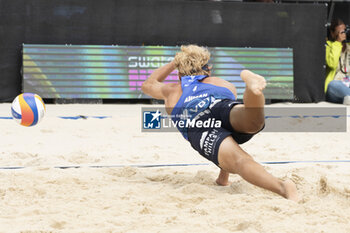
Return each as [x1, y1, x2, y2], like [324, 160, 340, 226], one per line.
[11, 93, 46, 127]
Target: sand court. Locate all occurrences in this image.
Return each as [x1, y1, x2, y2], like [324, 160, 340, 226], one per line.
[0, 103, 350, 232]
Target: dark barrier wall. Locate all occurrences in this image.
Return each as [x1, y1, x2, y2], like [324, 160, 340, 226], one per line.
[0, 0, 327, 102]
[333, 2, 350, 25]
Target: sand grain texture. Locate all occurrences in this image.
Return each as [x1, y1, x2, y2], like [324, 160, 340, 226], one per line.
[0, 103, 349, 232]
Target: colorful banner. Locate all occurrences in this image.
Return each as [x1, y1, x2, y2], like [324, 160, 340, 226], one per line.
[23, 44, 293, 99]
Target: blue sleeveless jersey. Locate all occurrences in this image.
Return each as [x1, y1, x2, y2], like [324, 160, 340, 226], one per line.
[171, 75, 236, 140]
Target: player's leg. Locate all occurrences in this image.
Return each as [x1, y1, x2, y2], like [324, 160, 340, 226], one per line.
[229, 70, 266, 134]
[217, 136, 299, 201]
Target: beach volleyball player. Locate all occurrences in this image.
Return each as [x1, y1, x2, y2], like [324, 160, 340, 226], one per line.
[141, 45, 298, 201]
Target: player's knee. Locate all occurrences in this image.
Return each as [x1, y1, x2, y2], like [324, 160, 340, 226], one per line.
[254, 117, 265, 131]
[245, 117, 265, 134]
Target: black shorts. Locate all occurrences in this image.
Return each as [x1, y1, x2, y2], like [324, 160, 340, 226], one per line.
[187, 99, 260, 167]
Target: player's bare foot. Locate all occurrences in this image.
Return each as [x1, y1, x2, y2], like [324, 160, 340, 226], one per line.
[216, 169, 231, 186]
[282, 179, 299, 202]
[240, 70, 266, 95]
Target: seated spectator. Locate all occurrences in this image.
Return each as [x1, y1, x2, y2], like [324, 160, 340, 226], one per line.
[325, 18, 350, 104]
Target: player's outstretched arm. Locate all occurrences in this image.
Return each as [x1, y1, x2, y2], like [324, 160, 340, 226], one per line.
[141, 61, 176, 100]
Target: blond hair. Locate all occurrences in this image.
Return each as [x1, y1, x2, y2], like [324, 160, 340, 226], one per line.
[174, 45, 211, 77]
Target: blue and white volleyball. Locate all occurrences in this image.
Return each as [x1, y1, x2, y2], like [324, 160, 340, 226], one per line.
[11, 93, 46, 127]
